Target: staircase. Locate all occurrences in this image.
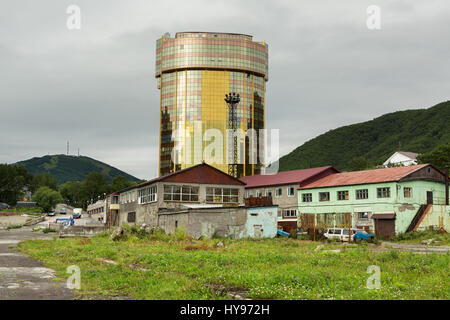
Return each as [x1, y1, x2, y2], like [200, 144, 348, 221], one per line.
[406, 204, 430, 233]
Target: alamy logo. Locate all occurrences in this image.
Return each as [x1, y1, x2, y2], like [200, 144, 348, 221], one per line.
[66, 265, 81, 289]
[66, 5, 81, 30]
[366, 265, 381, 289]
[366, 5, 381, 30]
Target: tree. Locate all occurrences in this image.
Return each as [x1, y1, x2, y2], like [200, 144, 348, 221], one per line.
[0, 164, 34, 206]
[32, 186, 63, 212]
[79, 172, 108, 208]
[348, 157, 371, 171]
[110, 176, 133, 193]
[417, 143, 450, 172]
[31, 173, 57, 192]
[59, 181, 81, 207]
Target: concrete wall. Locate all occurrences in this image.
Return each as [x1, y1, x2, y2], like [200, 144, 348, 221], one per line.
[158, 206, 278, 239]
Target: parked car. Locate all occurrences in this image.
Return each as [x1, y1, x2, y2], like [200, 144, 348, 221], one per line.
[297, 227, 308, 236]
[47, 211, 56, 217]
[323, 228, 364, 242]
[354, 231, 375, 242]
[0, 202, 10, 210]
[60, 207, 66, 215]
[72, 208, 82, 219]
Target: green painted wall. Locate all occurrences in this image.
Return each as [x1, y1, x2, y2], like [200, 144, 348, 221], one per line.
[297, 180, 446, 234]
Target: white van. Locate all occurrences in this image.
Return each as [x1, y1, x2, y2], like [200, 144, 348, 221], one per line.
[323, 228, 362, 242]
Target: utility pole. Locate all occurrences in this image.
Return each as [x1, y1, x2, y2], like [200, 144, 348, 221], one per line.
[225, 92, 240, 178]
[67, 141, 69, 155]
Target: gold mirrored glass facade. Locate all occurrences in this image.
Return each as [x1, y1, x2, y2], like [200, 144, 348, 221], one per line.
[156, 32, 268, 177]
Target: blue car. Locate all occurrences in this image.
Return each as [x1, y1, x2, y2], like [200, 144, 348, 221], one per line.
[354, 231, 375, 242]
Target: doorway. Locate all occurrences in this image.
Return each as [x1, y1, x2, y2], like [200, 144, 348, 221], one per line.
[426, 191, 433, 204]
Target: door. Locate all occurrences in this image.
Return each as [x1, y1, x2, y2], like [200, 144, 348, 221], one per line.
[254, 225, 263, 238]
[426, 191, 433, 204]
[375, 219, 395, 240]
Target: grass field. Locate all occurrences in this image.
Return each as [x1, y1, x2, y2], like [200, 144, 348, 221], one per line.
[390, 230, 450, 246]
[18, 231, 449, 300]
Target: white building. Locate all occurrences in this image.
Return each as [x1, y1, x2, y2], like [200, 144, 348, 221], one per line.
[382, 151, 419, 167]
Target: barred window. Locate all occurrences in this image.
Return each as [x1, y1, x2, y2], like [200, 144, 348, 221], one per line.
[377, 187, 390, 198]
[337, 190, 349, 200]
[164, 185, 198, 202]
[356, 189, 369, 200]
[206, 187, 239, 203]
[302, 193, 312, 202]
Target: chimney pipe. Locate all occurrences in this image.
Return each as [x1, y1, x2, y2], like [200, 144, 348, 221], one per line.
[445, 166, 449, 206]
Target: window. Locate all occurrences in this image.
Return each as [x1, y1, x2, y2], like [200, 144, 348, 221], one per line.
[139, 186, 157, 204]
[358, 212, 369, 220]
[302, 193, 312, 202]
[275, 188, 282, 197]
[127, 212, 136, 223]
[283, 209, 297, 217]
[377, 187, 390, 198]
[256, 189, 263, 197]
[404, 187, 412, 198]
[266, 189, 272, 197]
[319, 192, 330, 201]
[247, 190, 253, 198]
[164, 185, 199, 202]
[287, 187, 295, 197]
[206, 187, 239, 203]
[337, 190, 349, 200]
[356, 189, 369, 200]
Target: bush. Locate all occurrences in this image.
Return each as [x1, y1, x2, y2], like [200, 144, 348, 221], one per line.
[42, 228, 57, 234]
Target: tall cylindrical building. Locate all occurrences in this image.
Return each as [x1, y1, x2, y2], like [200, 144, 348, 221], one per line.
[156, 32, 268, 177]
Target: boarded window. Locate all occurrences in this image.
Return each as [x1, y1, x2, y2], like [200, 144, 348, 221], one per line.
[319, 192, 330, 201]
[127, 212, 136, 223]
[404, 187, 412, 198]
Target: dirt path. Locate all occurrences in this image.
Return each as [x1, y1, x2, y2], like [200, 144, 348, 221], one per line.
[382, 241, 450, 253]
[0, 227, 74, 300]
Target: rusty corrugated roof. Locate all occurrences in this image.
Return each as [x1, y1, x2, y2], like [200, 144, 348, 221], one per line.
[299, 164, 430, 189]
[240, 166, 339, 188]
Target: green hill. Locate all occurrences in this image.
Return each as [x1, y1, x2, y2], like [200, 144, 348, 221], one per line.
[279, 101, 450, 171]
[17, 154, 141, 185]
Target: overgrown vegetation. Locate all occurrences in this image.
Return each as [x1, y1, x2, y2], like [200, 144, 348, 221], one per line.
[390, 230, 450, 246]
[279, 101, 450, 171]
[18, 232, 449, 300]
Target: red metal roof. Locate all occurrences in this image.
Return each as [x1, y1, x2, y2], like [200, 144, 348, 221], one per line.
[299, 164, 429, 189]
[240, 166, 339, 188]
[117, 162, 245, 193]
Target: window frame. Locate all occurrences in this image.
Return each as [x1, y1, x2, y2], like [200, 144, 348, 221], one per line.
[403, 187, 412, 198]
[377, 187, 390, 198]
[356, 189, 369, 200]
[319, 192, 330, 202]
[302, 193, 312, 202]
[337, 190, 349, 201]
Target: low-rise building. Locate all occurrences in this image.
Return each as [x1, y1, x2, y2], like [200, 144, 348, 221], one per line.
[297, 164, 448, 239]
[117, 163, 246, 227]
[382, 151, 418, 167]
[240, 166, 339, 232]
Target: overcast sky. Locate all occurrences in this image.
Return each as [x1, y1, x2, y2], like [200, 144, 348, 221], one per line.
[1, 0, 449, 180]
